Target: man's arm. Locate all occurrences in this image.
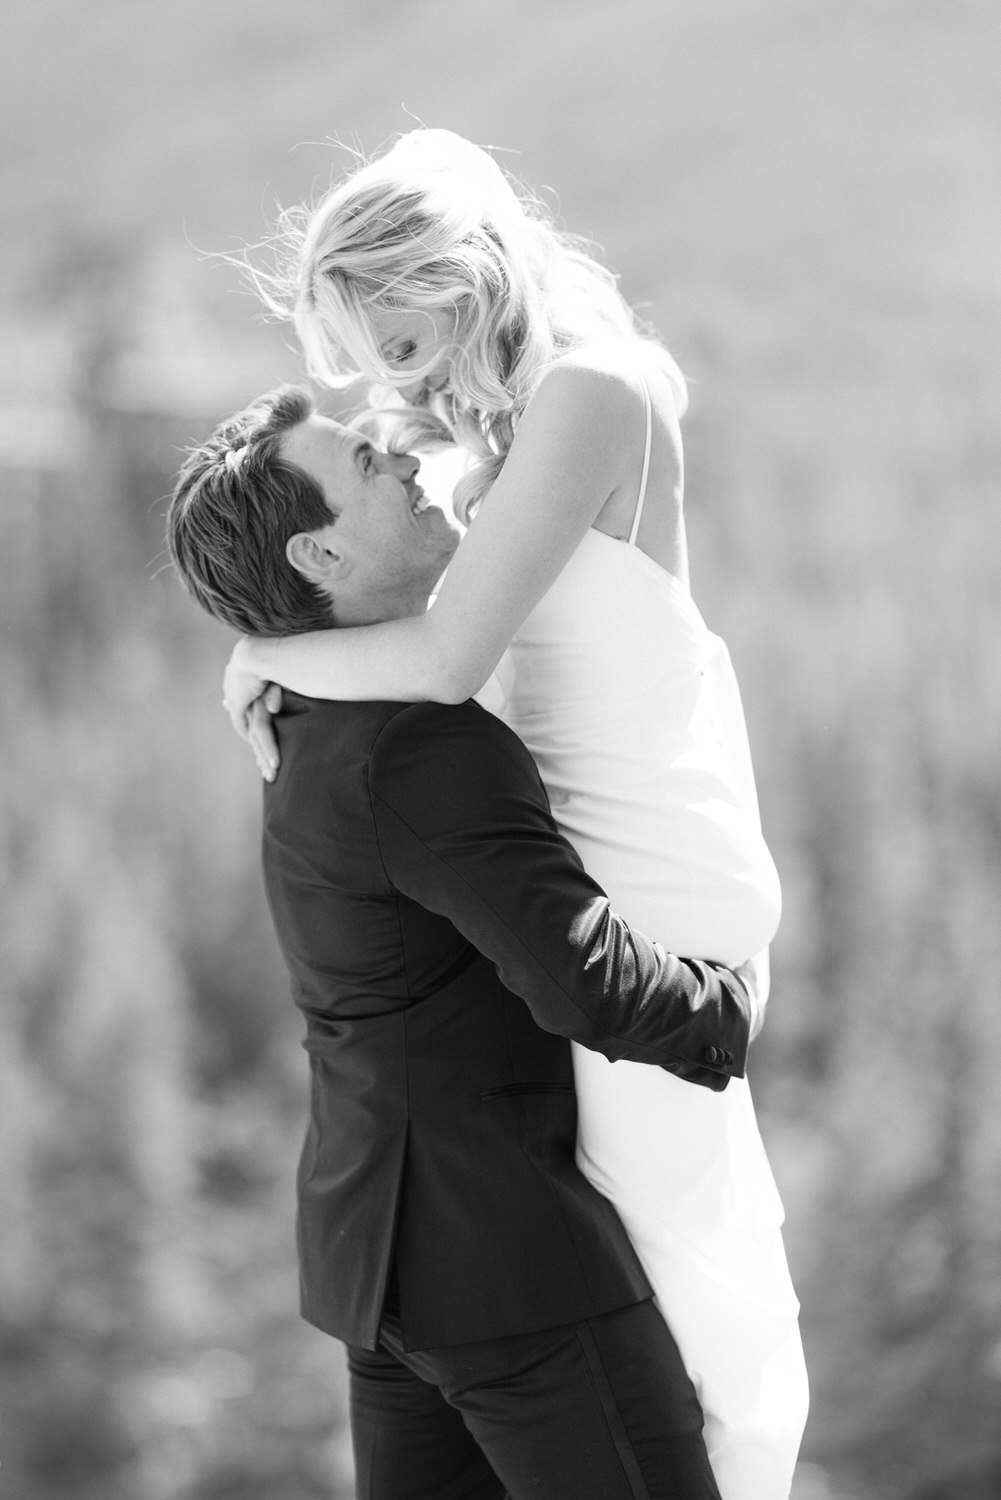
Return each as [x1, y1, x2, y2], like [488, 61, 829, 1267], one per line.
[368, 701, 752, 1090]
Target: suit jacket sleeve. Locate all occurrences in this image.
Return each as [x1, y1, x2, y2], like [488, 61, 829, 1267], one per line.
[368, 700, 751, 1090]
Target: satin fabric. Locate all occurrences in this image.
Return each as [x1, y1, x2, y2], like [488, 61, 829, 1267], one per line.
[498, 528, 809, 1498]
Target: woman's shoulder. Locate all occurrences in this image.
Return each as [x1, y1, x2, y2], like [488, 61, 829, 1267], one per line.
[531, 339, 683, 425]
[496, 338, 684, 533]
[514, 342, 643, 446]
[543, 337, 645, 392]
[537, 342, 687, 564]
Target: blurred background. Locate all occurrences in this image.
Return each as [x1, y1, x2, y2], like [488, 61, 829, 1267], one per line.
[2, 1, 1000, 1496]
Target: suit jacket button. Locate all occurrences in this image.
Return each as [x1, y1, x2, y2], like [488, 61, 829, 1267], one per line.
[705, 1046, 720, 1064]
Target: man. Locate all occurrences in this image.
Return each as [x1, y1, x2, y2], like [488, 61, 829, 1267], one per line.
[168, 385, 754, 1500]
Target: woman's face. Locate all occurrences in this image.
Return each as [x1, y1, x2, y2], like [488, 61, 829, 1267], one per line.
[368, 306, 458, 402]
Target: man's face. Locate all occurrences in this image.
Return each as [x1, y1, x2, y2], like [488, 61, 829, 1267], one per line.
[280, 415, 459, 621]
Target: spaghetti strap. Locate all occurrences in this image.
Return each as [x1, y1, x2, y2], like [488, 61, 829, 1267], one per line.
[627, 375, 653, 548]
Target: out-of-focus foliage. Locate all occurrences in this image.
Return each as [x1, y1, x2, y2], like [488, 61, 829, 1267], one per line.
[2, 2, 1000, 1497]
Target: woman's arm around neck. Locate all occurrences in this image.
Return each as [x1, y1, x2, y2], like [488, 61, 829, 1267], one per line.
[239, 353, 667, 705]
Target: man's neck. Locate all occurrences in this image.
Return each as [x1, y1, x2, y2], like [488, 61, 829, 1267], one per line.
[332, 589, 433, 628]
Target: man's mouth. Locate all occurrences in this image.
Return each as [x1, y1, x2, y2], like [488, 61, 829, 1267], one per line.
[409, 487, 431, 516]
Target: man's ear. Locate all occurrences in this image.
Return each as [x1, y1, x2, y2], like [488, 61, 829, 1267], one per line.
[285, 530, 352, 584]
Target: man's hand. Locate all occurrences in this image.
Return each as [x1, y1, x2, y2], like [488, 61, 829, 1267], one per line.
[222, 640, 283, 781]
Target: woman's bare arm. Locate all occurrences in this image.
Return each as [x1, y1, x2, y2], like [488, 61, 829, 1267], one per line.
[225, 357, 653, 757]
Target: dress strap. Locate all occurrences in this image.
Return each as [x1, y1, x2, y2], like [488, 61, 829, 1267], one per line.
[627, 375, 653, 547]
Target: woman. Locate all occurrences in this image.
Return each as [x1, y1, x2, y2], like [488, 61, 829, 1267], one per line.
[224, 130, 808, 1496]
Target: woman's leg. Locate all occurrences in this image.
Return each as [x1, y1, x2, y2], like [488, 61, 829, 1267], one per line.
[574, 1052, 809, 1499]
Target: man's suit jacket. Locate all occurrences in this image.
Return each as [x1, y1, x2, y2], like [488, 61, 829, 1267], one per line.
[262, 693, 750, 1353]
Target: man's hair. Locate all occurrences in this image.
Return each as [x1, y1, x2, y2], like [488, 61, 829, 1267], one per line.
[167, 385, 338, 635]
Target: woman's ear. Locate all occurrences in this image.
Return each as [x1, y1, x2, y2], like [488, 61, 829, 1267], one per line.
[285, 530, 351, 583]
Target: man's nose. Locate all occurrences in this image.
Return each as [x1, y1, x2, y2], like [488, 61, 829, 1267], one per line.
[386, 450, 420, 480]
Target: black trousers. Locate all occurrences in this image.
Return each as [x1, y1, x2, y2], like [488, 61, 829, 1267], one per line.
[346, 1296, 720, 1500]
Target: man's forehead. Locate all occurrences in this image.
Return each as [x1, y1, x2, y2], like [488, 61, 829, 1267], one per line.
[281, 413, 365, 466]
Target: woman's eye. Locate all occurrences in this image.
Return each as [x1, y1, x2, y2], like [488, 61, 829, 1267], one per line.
[389, 341, 418, 366]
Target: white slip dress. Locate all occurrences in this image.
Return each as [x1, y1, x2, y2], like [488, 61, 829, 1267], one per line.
[484, 378, 809, 1498]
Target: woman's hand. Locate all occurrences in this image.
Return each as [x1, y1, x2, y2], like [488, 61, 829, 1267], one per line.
[222, 640, 283, 780]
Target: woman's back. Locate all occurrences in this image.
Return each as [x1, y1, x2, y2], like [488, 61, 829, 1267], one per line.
[498, 371, 781, 967]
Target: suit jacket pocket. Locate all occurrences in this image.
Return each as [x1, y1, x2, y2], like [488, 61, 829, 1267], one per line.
[479, 1082, 575, 1102]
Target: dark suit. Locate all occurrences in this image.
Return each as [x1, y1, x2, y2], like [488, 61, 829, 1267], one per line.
[262, 692, 749, 1498]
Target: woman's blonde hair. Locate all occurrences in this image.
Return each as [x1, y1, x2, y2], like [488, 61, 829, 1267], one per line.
[250, 130, 687, 521]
